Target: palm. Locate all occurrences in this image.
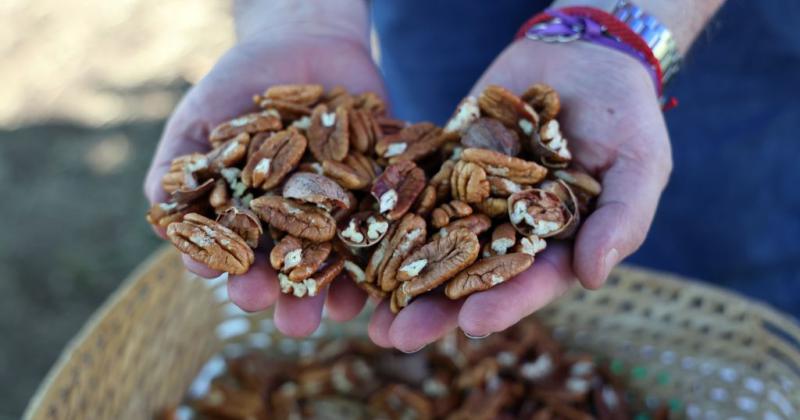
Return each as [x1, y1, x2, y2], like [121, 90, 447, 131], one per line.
[367, 40, 673, 351]
[145, 36, 386, 336]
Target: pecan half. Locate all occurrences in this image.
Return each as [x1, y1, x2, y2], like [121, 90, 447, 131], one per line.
[444, 96, 481, 136]
[375, 122, 446, 163]
[262, 84, 324, 106]
[256, 99, 311, 122]
[348, 108, 382, 154]
[307, 104, 349, 162]
[171, 178, 215, 204]
[323, 86, 356, 110]
[375, 116, 406, 135]
[216, 206, 263, 248]
[369, 384, 433, 420]
[209, 179, 231, 212]
[278, 256, 344, 297]
[430, 160, 455, 201]
[206, 132, 249, 171]
[282, 172, 350, 210]
[478, 85, 540, 133]
[365, 213, 427, 292]
[322, 152, 380, 190]
[460, 148, 548, 185]
[354, 92, 386, 115]
[146, 200, 207, 228]
[391, 229, 480, 312]
[436, 214, 492, 238]
[487, 176, 524, 197]
[521, 83, 560, 122]
[445, 253, 533, 299]
[250, 196, 336, 242]
[431, 200, 473, 229]
[473, 198, 508, 218]
[162, 153, 209, 194]
[514, 235, 547, 257]
[484, 223, 517, 257]
[209, 110, 282, 146]
[412, 185, 437, 217]
[450, 160, 490, 204]
[167, 213, 254, 274]
[530, 120, 572, 167]
[270, 235, 332, 281]
[344, 260, 389, 299]
[461, 118, 520, 156]
[338, 212, 390, 248]
[242, 129, 307, 190]
[508, 189, 571, 238]
[370, 160, 426, 221]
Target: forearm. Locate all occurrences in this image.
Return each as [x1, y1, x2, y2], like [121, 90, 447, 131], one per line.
[551, 0, 726, 54]
[234, 0, 371, 47]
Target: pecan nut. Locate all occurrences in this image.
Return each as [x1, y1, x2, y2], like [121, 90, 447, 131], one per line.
[338, 211, 390, 248]
[250, 196, 336, 242]
[431, 200, 473, 229]
[376, 122, 446, 163]
[508, 189, 572, 239]
[530, 120, 572, 166]
[270, 235, 332, 281]
[553, 169, 601, 213]
[209, 110, 282, 146]
[323, 86, 356, 110]
[487, 176, 524, 197]
[514, 234, 547, 257]
[443, 96, 481, 136]
[391, 229, 480, 312]
[461, 118, 520, 156]
[216, 206, 263, 248]
[354, 92, 386, 115]
[473, 198, 508, 218]
[161, 153, 209, 194]
[483, 223, 517, 257]
[171, 178, 215, 204]
[348, 108, 382, 154]
[322, 152, 380, 190]
[538, 179, 580, 239]
[370, 160, 426, 221]
[521, 83, 560, 122]
[146, 200, 208, 228]
[369, 384, 433, 420]
[460, 148, 548, 185]
[365, 213, 427, 292]
[307, 104, 349, 162]
[444, 253, 533, 299]
[242, 129, 307, 190]
[450, 160, 490, 204]
[261, 84, 324, 106]
[167, 213, 254, 274]
[282, 172, 350, 210]
[478, 85, 540, 134]
[278, 255, 344, 297]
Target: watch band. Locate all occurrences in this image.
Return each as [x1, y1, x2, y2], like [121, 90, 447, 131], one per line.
[611, 1, 681, 83]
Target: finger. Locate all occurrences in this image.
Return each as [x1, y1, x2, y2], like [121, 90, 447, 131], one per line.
[227, 255, 280, 312]
[325, 275, 368, 322]
[574, 156, 669, 289]
[274, 290, 326, 337]
[181, 253, 223, 279]
[368, 300, 395, 348]
[459, 243, 575, 337]
[389, 294, 462, 353]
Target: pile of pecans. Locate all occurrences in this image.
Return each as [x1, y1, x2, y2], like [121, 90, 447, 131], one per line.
[160, 318, 662, 419]
[147, 83, 601, 312]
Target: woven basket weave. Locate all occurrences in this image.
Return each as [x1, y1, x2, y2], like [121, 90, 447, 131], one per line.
[24, 246, 800, 420]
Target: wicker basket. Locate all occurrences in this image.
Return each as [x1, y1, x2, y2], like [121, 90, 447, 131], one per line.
[24, 246, 800, 420]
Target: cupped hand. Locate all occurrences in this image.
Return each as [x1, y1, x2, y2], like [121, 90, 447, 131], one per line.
[144, 34, 385, 336]
[367, 40, 672, 351]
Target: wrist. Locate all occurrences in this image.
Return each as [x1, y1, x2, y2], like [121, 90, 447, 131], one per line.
[234, 0, 371, 50]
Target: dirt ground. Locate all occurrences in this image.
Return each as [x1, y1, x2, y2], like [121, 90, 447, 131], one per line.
[0, 0, 234, 416]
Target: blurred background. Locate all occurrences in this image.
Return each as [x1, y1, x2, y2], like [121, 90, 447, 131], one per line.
[0, 0, 234, 416]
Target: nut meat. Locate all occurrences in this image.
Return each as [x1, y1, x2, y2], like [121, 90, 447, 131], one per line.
[167, 213, 254, 275]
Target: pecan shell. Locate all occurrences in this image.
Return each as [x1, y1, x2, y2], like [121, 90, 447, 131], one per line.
[167, 213, 254, 275]
[529, 120, 572, 166]
[307, 104, 349, 162]
[370, 160, 426, 221]
[282, 172, 350, 210]
[444, 253, 533, 299]
[461, 118, 520, 156]
[250, 196, 336, 242]
[241, 129, 307, 190]
[507, 189, 572, 239]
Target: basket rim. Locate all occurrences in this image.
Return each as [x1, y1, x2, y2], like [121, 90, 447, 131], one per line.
[23, 245, 800, 418]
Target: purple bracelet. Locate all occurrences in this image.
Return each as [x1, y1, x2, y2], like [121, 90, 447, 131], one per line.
[524, 9, 660, 94]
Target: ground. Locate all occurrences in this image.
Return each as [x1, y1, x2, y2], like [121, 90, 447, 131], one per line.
[0, 0, 233, 416]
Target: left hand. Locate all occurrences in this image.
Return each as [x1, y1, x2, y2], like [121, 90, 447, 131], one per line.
[367, 40, 673, 351]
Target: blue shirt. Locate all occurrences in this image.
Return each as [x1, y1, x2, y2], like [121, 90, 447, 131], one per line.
[373, 0, 800, 316]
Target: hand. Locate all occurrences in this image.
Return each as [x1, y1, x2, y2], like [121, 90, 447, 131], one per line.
[367, 40, 672, 351]
[144, 31, 386, 337]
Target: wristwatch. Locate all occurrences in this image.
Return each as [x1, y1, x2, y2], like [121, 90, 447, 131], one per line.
[611, 0, 681, 83]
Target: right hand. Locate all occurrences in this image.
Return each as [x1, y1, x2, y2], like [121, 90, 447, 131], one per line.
[144, 31, 386, 337]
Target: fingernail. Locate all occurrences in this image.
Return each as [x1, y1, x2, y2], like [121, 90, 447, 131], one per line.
[401, 345, 426, 354]
[464, 331, 491, 340]
[603, 248, 620, 277]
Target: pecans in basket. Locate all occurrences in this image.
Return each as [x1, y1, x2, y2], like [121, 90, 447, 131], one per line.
[147, 83, 602, 311]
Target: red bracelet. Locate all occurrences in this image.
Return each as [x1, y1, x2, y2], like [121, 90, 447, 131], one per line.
[516, 7, 677, 109]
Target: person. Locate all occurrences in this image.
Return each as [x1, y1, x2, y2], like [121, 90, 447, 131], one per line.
[144, 0, 800, 352]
